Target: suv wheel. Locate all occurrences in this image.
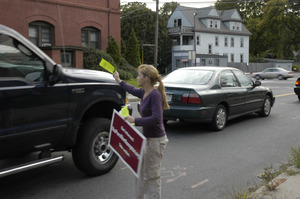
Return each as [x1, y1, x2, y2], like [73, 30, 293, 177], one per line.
[72, 118, 118, 176]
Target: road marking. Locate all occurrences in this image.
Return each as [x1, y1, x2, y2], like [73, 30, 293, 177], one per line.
[166, 172, 186, 183]
[191, 179, 209, 188]
[275, 93, 294, 97]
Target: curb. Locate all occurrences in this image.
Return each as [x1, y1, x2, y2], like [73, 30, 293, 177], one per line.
[251, 166, 300, 199]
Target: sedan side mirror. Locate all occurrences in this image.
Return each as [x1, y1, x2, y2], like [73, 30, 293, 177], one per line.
[49, 64, 63, 86]
[254, 80, 261, 87]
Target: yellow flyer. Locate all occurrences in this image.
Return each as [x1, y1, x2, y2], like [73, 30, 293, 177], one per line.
[99, 59, 116, 74]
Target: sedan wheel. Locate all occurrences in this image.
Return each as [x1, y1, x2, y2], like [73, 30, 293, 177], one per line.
[255, 75, 261, 80]
[210, 104, 227, 131]
[259, 95, 271, 117]
[277, 75, 283, 80]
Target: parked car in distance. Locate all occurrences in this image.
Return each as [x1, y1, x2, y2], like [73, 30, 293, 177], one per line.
[162, 67, 275, 131]
[252, 67, 294, 80]
[294, 77, 300, 101]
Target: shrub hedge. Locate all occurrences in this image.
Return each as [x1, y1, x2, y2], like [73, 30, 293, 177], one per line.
[83, 47, 138, 80]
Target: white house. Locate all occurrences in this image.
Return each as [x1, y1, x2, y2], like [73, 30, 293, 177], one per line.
[167, 6, 252, 71]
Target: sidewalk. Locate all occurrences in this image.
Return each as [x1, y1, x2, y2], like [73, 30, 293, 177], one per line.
[127, 93, 140, 102]
[252, 166, 300, 199]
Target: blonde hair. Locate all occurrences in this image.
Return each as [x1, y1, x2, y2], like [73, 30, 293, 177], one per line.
[138, 65, 170, 110]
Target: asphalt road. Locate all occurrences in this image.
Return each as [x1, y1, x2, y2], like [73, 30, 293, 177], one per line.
[0, 77, 299, 199]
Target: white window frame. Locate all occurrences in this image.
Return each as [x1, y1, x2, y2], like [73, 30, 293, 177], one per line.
[231, 37, 234, 47]
[231, 53, 234, 62]
[240, 37, 244, 48]
[240, 54, 244, 63]
[208, 44, 212, 54]
[215, 36, 219, 47]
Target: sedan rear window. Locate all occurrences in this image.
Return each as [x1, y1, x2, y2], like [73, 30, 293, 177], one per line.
[163, 69, 214, 85]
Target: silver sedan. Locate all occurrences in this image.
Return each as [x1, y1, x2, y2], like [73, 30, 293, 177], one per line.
[252, 67, 294, 80]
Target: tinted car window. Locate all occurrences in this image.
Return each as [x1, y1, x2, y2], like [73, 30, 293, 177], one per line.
[163, 69, 213, 85]
[0, 34, 44, 82]
[232, 70, 253, 87]
[264, 69, 272, 72]
[220, 70, 238, 87]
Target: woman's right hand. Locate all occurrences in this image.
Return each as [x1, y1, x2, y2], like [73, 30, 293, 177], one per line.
[113, 72, 121, 83]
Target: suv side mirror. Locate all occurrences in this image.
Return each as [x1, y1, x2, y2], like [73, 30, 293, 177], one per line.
[49, 64, 63, 86]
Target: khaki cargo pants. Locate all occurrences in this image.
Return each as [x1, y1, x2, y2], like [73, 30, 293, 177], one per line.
[135, 135, 168, 199]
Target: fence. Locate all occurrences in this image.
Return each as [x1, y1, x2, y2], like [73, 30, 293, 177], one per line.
[228, 62, 273, 73]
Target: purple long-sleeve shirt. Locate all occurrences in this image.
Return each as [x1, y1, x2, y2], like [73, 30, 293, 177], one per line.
[120, 81, 166, 138]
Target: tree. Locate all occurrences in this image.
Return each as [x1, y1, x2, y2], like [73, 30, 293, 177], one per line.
[288, 0, 300, 15]
[121, 3, 155, 65]
[215, 0, 269, 22]
[257, 0, 300, 59]
[121, 2, 179, 72]
[121, 38, 127, 57]
[157, 2, 179, 72]
[126, 28, 141, 68]
[106, 35, 122, 65]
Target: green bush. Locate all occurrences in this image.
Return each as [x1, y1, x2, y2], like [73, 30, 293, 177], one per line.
[83, 47, 137, 80]
[83, 47, 116, 71]
[107, 35, 122, 66]
[290, 145, 300, 168]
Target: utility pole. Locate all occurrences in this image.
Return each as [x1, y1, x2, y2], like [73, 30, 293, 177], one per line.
[194, 12, 197, 66]
[154, 0, 159, 68]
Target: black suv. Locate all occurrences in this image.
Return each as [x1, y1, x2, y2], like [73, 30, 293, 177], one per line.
[0, 24, 126, 177]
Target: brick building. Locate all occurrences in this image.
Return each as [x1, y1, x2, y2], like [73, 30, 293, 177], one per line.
[0, 0, 121, 68]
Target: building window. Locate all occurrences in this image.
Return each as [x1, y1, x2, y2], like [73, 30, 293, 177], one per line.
[240, 37, 244, 48]
[240, 54, 244, 63]
[215, 59, 220, 66]
[231, 53, 234, 62]
[208, 44, 212, 54]
[81, 27, 100, 49]
[197, 36, 200, 45]
[178, 19, 182, 27]
[183, 36, 190, 45]
[61, 51, 74, 67]
[29, 21, 54, 47]
[224, 37, 228, 47]
[174, 19, 182, 27]
[215, 36, 219, 46]
[237, 23, 240, 30]
[176, 59, 181, 68]
[201, 59, 206, 66]
[210, 20, 213, 28]
[231, 37, 234, 47]
[232, 22, 235, 30]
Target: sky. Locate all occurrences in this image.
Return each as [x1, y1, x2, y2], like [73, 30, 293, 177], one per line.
[120, 0, 217, 11]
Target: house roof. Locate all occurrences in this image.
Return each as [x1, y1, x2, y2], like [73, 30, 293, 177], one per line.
[173, 5, 251, 36]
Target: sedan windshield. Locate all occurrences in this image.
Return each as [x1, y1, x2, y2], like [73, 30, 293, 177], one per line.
[163, 69, 214, 85]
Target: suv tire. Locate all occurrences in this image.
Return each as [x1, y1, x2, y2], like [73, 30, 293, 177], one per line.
[72, 118, 118, 176]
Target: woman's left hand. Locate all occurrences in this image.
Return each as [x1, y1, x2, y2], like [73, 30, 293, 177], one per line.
[125, 115, 135, 123]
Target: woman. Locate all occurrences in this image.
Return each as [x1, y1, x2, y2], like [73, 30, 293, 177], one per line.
[113, 64, 169, 199]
